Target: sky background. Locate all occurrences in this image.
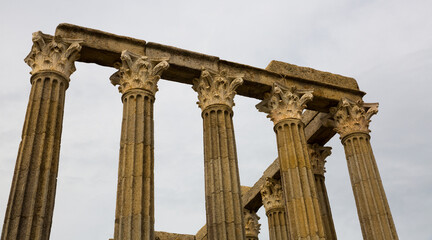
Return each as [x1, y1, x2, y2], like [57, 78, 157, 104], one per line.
[1, 0, 432, 239]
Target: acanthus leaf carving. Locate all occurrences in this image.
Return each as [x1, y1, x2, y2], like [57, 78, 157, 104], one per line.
[329, 98, 378, 139]
[192, 69, 243, 110]
[260, 177, 284, 212]
[256, 82, 313, 124]
[24, 31, 82, 79]
[243, 209, 260, 239]
[110, 50, 169, 95]
[308, 144, 332, 176]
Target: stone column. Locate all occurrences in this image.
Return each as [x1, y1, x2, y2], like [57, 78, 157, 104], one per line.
[244, 209, 260, 240]
[256, 83, 325, 240]
[110, 50, 169, 240]
[260, 178, 290, 240]
[192, 69, 245, 240]
[329, 98, 398, 240]
[308, 144, 337, 240]
[1, 32, 81, 240]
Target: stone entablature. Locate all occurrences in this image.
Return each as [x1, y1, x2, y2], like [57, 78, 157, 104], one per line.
[266, 60, 359, 90]
[55, 23, 366, 112]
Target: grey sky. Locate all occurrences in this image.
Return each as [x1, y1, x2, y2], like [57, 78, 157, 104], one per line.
[1, 0, 431, 239]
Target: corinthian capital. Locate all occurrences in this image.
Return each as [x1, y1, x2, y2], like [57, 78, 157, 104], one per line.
[110, 50, 169, 95]
[244, 209, 260, 239]
[256, 82, 313, 124]
[192, 69, 243, 110]
[308, 144, 332, 176]
[24, 31, 82, 79]
[329, 98, 379, 139]
[260, 178, 284, 212]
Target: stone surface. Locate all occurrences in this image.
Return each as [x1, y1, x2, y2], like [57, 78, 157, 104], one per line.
[195, 226, 207, 240]
[265, 60, 359, 91]
[256, 82, 313, 123]
[1, 32, 81, 240]
[329, 98, 378, 139]
[193, 69, 245, 240]
[192, 69, 243, 110]
[55, 23, 365, 112]
[25, 31, 82, 79]
[308, 144, 332, 176]
[112, 51, 169, 240]
[257, 82, 326, 240]
[330, 99, 398, 240]
[241, 110, 332, 212]
[260, 178, 284, 212]
[308, 144, 337, 240]
[110, 50, 169, 95]
[1, 24, 400, 240]
[155, 231, 195, 240]
[260, 178, 290, 240]
[244, 209, 260, 240]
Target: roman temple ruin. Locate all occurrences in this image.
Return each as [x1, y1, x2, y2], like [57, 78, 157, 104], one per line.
[1, 24, 398, 240]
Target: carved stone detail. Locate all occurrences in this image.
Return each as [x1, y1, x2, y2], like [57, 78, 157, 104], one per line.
[329, 98, 379, 139]
[244, 209, 260, 239]
[308, 144, 332, 176]
[260, 178, 284, 212]
[192, 69, 243, 110]
[24, 31, 82, 79]
[256, 82, 313, 123]
[110, 50, 169, 95]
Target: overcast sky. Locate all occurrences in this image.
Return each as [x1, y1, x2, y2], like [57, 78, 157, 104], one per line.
[1, 0, 431, 239]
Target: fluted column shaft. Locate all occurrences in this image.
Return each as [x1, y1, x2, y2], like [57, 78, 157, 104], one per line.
[1, 32, 81, 240]
[330, 98, 398, 240]
[257, 83, 325, 240]
[266, 208, 289, 240]
[114, 90, 155, 240]
[314, 175, 336, 240]
[274, 120, 325, 240]
[309, 144, 337, 240]
[2, 72, 68, 240]
[193, 69, 245, 240]
[110, 50, 169, 240]
[342, 133, 397, 239]
[202, 105, 245, 240]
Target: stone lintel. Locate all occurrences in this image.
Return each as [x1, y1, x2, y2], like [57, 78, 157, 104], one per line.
[55, 23, 365, 112]
[243, 158, 281, 212]
[305, 112, 336, 145]
[266, 60, 359, 91]
[155, 231, 195, 240]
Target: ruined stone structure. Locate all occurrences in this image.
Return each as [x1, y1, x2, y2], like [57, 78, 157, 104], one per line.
[1, 24, 398, 240]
